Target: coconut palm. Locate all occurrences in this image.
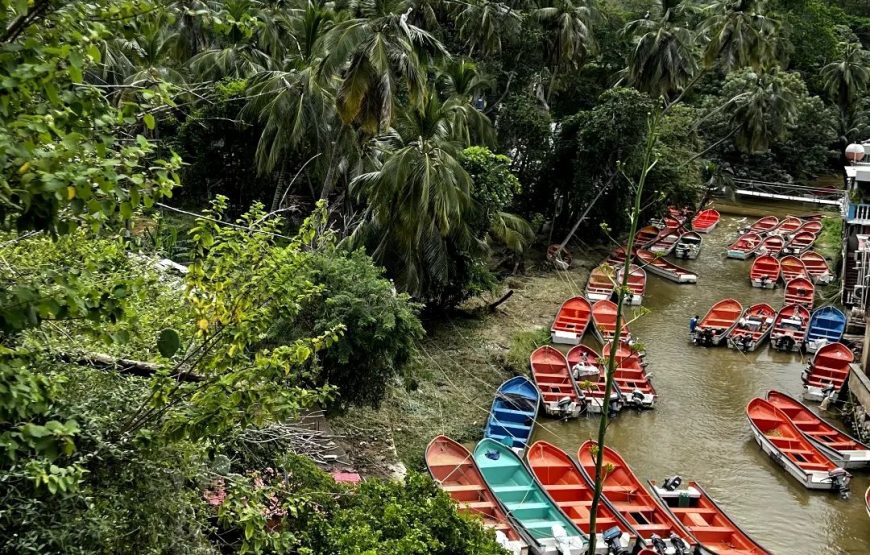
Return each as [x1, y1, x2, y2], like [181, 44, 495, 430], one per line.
[821, 42, 870, 114]
[727, 68, 797, 153]
[701, 0, 779, 73]
[534, 0, 596, 103]
[454, 0, 521, 57]
[436, 59, 495, 145]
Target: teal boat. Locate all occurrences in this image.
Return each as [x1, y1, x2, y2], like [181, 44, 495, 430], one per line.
[473, 438, 587, 555]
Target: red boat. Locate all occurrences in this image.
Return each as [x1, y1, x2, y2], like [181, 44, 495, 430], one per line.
[592, 300, 631, 343]
[526, 441, 638, 551]
[664, 217, 681, 229]
[668, 206, 689, 224]
[779, 255, 808, 282]
[550, 296, 592, 345]
[784, 276, 814, 308]
[773, 216, 802, 237]
[602, 341, 656, 407]
[727, 303, 776, 352]
[567, 345, 622, 414]
[692, 209, 720, 233]
[770, 303, 810, 352]
[586, 264, 615, 302]
[606, 246, 630, 266]
[636, 249, 697, 283]
[692, 298, 743, 347]
[745, 215, 779, 235]
[802, 342, 854, 402]
[425, 436, 529, 553]
[577, 441, 694, 552]
[757, 234, 784, 257]
[635, 225, 661, 247]
[798, 220, 823, 235]
[726, 232, 762, 260]
[800, 251, 833, 284]
[767, 390, 870, 469]
[647, 228, 682, 255]
[782, 231, 817, 255]
[617, 263, 646, 305]
[749, 255, 780, 289]
[530, 346, 585, 418]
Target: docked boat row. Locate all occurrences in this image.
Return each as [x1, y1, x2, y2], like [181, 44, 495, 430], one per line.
[728, 215, 824, 260]
[586, 263, 647, 305]
[551, 296, 635, 346]
[748, 251, 833, 288]
[738, 214, 822, 240]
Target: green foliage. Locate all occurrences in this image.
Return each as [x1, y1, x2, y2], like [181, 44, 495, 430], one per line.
[496, 93, 553, 189]
[505, 326, 551, 374]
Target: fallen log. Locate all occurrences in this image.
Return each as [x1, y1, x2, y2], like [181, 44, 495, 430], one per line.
[58, 352, 202, 382]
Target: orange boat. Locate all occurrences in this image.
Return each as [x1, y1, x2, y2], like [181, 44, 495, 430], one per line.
[526, 441, 639, 553]
[770, 303, 810, 352]
[649, 479, 772, 555]
[727, 303, 776, 352]
[647, 228, 683, 255]
[784, 276, 814, 308]
[617, 263, 646, 305]
[577, 441, 694, 552]
[425, 436, 529, 554]
[586, 264, 615, 302]
[746, 398, 851, 494]
[635, 225, 661, 247]
[782, 231, 817, 256]
[692, 209, 720, 233]
[602, 341, 656, 408]
[798, 220, 823, 235]
[749, 255, 780, 289]
[692, 299, 743, 347]
[591, 300, 631, 343]
[802, 342, 854, 402]
[757, 234, 783, 257]
[726, 232, 761, 260]
[773, 216, 802, 237]
[530, 346, 586, 418]
[779, 255, 807, 282]
[606, 246, 630, 266]
[767, 390, 870, 469]
[800, 251, 833, 285]
[636, 249, 698, 283]
[551, 296, 592, 345]
[743, 215, 779, 235]
[566, 345, 623, 414]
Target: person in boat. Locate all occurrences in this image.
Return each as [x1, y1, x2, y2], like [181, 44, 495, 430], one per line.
[737, 317, 747, 329]
[609, 290, 619, 303]
[760, 275, 769, 286]
[689, 315, 699, 333]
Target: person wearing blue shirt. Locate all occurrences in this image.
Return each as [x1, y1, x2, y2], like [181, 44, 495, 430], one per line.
[689, 315, 699, 333]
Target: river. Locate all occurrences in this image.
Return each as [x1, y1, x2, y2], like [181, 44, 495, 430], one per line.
[533, 208, 870, 554]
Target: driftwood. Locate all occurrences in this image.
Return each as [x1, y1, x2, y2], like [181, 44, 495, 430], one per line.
[488, 289, 514, 311]
[59, 352, 202, 382]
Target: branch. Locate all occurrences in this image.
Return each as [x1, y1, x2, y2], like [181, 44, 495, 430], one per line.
[58, 352, 202, 382]
[1, 0, 52, 44]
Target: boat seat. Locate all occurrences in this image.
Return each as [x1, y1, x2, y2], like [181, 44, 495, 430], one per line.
[602, 485, 636, 493]
[545, 484, 581, 490]
[799, 462, 830, 470]
[505, 502, 551, 512]
[443, 484, 482, 493]
[633, 524, 672, 533]
[613, 502, 655, 513]
[465, 501, 495, 510]
[523, 519, 571, 531]
[670, 507, 716, 515]
[690, 526, 734, 534]
[492, 485, 532, 494]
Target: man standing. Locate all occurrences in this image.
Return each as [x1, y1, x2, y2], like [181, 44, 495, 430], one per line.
[689, 315, 699, 333]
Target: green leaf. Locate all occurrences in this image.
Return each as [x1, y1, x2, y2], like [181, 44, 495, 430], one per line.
[157, 328, 181, 358]
[143, 113, 156, 130]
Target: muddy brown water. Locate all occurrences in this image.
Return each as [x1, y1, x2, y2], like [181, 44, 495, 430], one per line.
[533, 210, 870, 554]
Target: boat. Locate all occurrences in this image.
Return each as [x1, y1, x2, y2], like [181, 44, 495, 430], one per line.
[772, 216, 802, 237]
[585, 264, 615, 302]
[566, 345, 623, 414]
[636, 249, 697, 284]
[802, 342, 854, 402]
[674, 231, 702, 260]
[426, 436, 530, 555]
[692, 209, 720, 233]
[766, 391, 870, 469]
[647, 228, 682, 255]
[727, 303, 776, 352]
[591, 300, 631, 343]
[779, 255, 808, 283]
[616, 263, 646, 305]
[668, 206, 689, 225]
[745, 398, 851, 495]
[757, 234, 784, 257]
[799, 213, 824, 221]
[551, 296, 592, 345]
[805, 306, 847, 353]
[526, 441, 639, 554]
[866, 487, 870, 520]
[602, 341, 656, 408]
[726, 232, 762, 260]
[484, 376, 540, 452]
[782, 231, 816, 256]
[749, 255, 780, 289]
[742, 215, 779, 236]
[800, 251, 834, 285]
[473, 438, 587, 555]
[692, 299, 743, 347]
[530, 346, 586, 418]
[635, 225, 661, 248]
[605, 246, 630, 266]
[797, 220, 823, 235]
[783, 277, 814, 308]
[664, 217, 681, 229]
[770, 303, 810, 352]
[649, 479, 772, 555]
[576, 441, 695, 553]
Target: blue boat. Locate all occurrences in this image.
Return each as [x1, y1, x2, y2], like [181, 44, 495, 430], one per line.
[473, 438, 587, 555]
[485, 376, 539, 451]
[805, 306, 846, 353]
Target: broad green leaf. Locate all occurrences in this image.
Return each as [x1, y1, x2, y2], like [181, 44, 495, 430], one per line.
[157, 328, 182, 357]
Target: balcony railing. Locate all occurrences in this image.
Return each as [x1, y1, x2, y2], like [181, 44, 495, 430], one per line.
[849, 203, 870, 224]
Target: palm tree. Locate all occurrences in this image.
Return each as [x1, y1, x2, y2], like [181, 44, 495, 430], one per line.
[534, 0, 596, 104]
[821, 42, 870, 115]
[454, 0, 521, 57]
[701, 0, 779, 73]
[727, 69, 797, 153]
[436, 59, 495, 145]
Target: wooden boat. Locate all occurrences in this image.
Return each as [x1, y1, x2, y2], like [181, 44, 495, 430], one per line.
[772, 216, 802, 237]
[726, 232, 762, 260]
[782, 231, 817, 256]
[800, 251, 834, 285]
[692, 299, 742, 347]
[668, 206, 689, 225]
[426, 436, 530, 555]
[484, 376, 539, 452]
[692, 209, 720, 233]
[805, 306, 847, 354]
[766, 391, 870, 469]
[474, 438, 587, 555]
[674, 231, 702, 260]
[576, 441, 694, 553]
[531, 346, 586, 418]
[636, 249, 697, 284]
[591, 300, 631, 343]
[757, 234, 783, 257]
[602, 341, 656, 408]
[797, 220, 823, 235]
[649, 480, 772, 555]
[742, 215, 779, 236]
[749, 255, 780, 289]
[779, 255, 808, 283]
[647, 228, 682, 255]
[664, 217, 681, 229]
[770, 303, 810, 352]
[727, 303, 776, 352]
[802, 342, 854, 402]
[635, 225, 661, 247]
[745, 398, 851, 494]
[783, 277, 814, 308]
[566, 345, 623, 415]
[551, 296, 592, 345]
[526, 441, 638, 553]
[585, 264, 615, 302]
[616, 263, 646, 305]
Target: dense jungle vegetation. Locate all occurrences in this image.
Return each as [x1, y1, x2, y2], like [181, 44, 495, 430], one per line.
[2, 0, 870, 553]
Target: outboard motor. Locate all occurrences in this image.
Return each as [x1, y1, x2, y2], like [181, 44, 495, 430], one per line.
[662, 475, 682, 491]
[669, 532, 687, 555]
[601, 526, 626, 554]
[649, 533, 668, 555]
[829, 467, 851, 499]
[556, 396, 573, 411]
[631, 389, 645, 405]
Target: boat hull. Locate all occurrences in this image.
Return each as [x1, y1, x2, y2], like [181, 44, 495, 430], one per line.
[748, 424, 843, 491]
[727, 249, 754, 260]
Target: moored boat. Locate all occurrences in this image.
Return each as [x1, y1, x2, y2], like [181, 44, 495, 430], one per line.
[805, 306, 847, 353]
[726, 232, 762, 260]
[800, 251, 834, 284]
[782, 231, 817, 256]
[779, 255, 808, 283]
[797, 220, 823, 235]
[742, 215, 779, 236]
[674, 231, 702, 260]
[749, 255, 780, 289]
[566, 345, 623, 415]
[474, 438, 587, 555]
[485, 376, 540, 452]
[802, 342, 854, 402]
[647, 228, 683, 255]
[770, 303, 810, 352]
[636, 249, 697, 283]
[757, 234, 784, 257]
[591, 300, 631, 343]
[551, 296, 592, 345]
[616, 263, 646, 305]
[635, 225, 661, 248]
[727, 303, 776, 352]
[530, 346, 586, 418]
[866, 487, 870, 520]
[766, 391, 870, 469]
[692, 209, 720, 233]
[745, 398, 851, 495]
[783, 277, 814, 308]
[692, 299, 743, 347]
[772, 216, 802, 237]
[585, 264, 615, 302]
[426, 436, 530, 555]
[602, 341, 656, 408]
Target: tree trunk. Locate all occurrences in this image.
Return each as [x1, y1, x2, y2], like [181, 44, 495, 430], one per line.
[270, 162, 289, 211]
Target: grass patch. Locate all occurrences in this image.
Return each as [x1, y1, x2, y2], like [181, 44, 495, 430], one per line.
[816, 215, 843, 262]
[505, 326, 551, 374]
